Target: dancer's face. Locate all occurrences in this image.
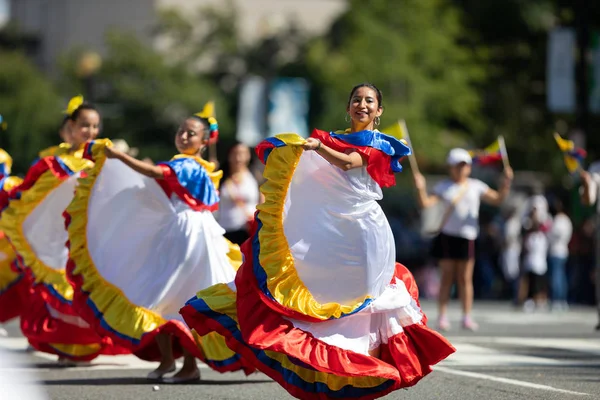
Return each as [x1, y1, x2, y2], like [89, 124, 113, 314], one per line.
[175, 118, 206, 155]
[69, 109, 100, 148]
[347, 86, 382, 127]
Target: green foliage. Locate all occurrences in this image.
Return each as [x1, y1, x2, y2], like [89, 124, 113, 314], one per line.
[75, 31, 228, 162]
[303, 0, 487, 165]
[0, 51, 62, 173]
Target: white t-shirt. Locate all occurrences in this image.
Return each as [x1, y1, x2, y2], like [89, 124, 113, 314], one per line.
[523, 230, 549, 275]
[548, 213, 572, 258]
[433, 178, 489, 240]
[217, 171, 260, 232]
[585, 161, 600, 212]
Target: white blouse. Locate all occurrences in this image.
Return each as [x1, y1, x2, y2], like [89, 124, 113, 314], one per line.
[217, 171, 260, 231]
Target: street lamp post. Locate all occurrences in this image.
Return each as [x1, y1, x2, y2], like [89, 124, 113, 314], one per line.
[76, 51, 102, 101]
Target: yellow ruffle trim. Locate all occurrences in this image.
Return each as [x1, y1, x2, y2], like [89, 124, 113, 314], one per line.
[0, 237, 17, 292]
[199, 283, 387, 390]
[67, 140, 240, 364]
[0, 176, 23, 294]
[256, 133, 373, 320]
[0, 155, 91, 300]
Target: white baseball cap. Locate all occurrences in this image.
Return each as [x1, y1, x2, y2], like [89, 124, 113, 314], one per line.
[446, 148, 472, 166]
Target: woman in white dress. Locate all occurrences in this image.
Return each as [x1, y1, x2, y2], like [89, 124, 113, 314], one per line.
[182, 83, 456, 400]
[66, 112, 252, 382]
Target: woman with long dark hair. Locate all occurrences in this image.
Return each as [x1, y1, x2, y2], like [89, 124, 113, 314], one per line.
[181, 83, 455, 399]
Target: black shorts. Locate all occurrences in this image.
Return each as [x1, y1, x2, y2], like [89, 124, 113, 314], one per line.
[527, 272, 547, 297]
[431, 233, 475, 261]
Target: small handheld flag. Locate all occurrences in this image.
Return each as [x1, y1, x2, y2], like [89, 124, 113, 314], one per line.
[468, 138, 504, 165]
[553, 133, 586, 173]
[382, 120, 419, 174]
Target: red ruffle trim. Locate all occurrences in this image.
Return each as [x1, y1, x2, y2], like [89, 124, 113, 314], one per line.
[66, 258, 248, 373]
[182, 245, 455, 399]
[0, 267, 30, 323]
[239, 259, 454, 382]
[66, 258, 200, 361]
[19, 288, 128, 361]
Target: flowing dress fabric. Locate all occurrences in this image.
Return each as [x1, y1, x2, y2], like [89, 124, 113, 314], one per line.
[0, 145, 127, 360]
[0, 175, 29, 323]
[181, 131, 455, 400]
[66, 140, 252, 372]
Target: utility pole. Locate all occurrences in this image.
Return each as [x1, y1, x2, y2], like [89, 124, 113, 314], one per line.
[574, 0, 590, 145]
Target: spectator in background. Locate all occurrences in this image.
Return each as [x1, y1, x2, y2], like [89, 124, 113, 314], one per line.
[569, 217, 596, 306]
[520, 198, 550, 312]
[579, 162, 600, 330]
[475, 218, 502, 299]
[547, 198, 572, 312]
[218, 142, 260, 245]
[501, 206, 522, 304]
[414, 148, 512, 331]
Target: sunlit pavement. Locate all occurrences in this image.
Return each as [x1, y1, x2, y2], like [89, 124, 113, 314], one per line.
[1, 301, 598, 400]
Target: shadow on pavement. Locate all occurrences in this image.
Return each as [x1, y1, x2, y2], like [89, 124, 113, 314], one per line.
[41, 377, 273, 386]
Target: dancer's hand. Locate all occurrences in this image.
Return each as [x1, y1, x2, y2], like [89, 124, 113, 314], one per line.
[302, 138, 321, 151]
[104, 146, 122, 159]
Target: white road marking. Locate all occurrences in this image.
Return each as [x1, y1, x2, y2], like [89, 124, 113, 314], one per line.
[436, 366, 590, 396]
[441, 343, 563, 367]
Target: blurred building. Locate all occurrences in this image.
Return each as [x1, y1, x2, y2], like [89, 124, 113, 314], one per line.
[9, 0, 347, 73]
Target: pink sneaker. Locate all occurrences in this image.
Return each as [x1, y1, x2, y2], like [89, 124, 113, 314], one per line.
[462, 316, 479, 332]
[437, 316, 451, 332]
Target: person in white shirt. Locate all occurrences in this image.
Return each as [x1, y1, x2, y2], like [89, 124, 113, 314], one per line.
[218, 142, 261, 244]
[414, 148, 512, 331]
[547, 199, 573, 311]
[501, 206, 522, 303]
[520, 200, 551, 312]
[578, 161, 600, 330]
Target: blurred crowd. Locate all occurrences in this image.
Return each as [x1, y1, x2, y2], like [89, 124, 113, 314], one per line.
[412, 186, 597, 311]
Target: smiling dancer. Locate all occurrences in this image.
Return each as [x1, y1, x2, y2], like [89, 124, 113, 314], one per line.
[181, 83, 455, 399]
[0, 96, 126, 362]
[66, 107, 252, 382]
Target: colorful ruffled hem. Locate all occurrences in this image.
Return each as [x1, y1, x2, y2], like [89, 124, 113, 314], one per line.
[66, 140, 252, 373]
[19, 285, 127, 361]
[182, 254, 455, 400]
[0, 145, 130, 360]
[0, 153, 93, 313]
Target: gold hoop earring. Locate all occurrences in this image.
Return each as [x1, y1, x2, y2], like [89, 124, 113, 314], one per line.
[345, 113, 350, 123]
[374, 116, 381, 126]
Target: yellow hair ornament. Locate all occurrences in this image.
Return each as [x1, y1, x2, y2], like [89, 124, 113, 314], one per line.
[64, 95, 84, 116]
[195, 101, 215, 119]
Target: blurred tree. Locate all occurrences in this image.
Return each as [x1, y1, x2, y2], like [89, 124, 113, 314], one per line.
[60, 31, 228, 162]
[302, 0, 487, 166]
[0, 50, 62, 173]
[454, 0, 600, 174]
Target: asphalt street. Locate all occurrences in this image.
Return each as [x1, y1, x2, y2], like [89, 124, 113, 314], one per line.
[1, 301, 599, 400]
